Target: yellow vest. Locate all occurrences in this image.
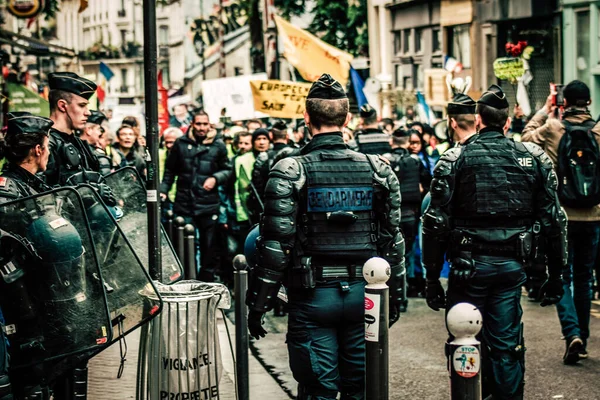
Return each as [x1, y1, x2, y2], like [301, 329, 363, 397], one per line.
[234, 152, 256, 222]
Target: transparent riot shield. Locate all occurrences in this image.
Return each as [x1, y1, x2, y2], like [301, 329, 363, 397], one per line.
[0, 187, 112, 371]
[105, 167, 183, 284]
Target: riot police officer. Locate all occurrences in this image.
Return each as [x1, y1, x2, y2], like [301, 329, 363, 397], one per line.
[422, 85, 567, 400]
[0, 112, 54, 399]
[355, 104, 392, 155]
[79, 110, 111, 176]
[246, 74, 405, 399]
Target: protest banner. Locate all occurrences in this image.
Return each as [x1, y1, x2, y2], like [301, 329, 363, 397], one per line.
[7, 82, 49, 117]
[202, 73, 268, 123]
[274, 15, 353, 86]
[249, 80, 312, 119]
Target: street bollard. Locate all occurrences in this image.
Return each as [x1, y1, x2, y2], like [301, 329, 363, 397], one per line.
[164, 209, 174, 241]
[233, 254, 249, 400]
[363, 257, 390, 400]
[173, 216, 186, 265]
[447, 303, 483, 400]
[183, 224, 197, 280]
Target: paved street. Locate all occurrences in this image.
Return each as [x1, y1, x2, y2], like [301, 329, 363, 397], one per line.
[252, 291, 600, 400]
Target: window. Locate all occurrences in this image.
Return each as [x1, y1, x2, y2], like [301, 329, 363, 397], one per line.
[394, 31, 402, 54]
[121, 68, 128, 92]
[159, 25, 169, 46]
[414, 64, 424, 90]
[415, 28, 424, 54]
[403, 29, 411, 54]
[432, 28, 441, 53]
[403, 76, 413, 90]
[395, 64, 403, 88]
[448, 24, 471, 69]
[120, 29, 127, 47]
[576, 9, 591, 86]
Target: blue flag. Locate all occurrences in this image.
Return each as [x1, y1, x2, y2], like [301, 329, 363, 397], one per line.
[99, 62, 114, 81]
[416, 91, 435, 125]
[350, 67, 368, 109]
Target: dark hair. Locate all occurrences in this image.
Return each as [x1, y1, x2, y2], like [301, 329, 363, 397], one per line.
[408, 121, 424, 132]
[564, 80, 591, 107]
[306, 98, 349, 130]
[271, 126, 288, 141]
[362, 113, 377, 126]
[232, 130, 251, 147]
[448, 113, 476, 131]
[116, 124, 137, 138]
[0, 130, 47, 164]
[193, 111, 210, 122]
[122, 115, 139, 128]
[48, 90, 73, 113]
[391, 134, 409, 147]
[476, 103, 509, 128]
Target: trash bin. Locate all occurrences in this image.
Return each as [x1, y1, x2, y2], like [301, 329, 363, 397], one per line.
[136, 280, 231, 400]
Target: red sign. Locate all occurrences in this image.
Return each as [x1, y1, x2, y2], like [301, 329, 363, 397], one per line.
[365, 298, 374, 310]
[158, 87, 169, 135]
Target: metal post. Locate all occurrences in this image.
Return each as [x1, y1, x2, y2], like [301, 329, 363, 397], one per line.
[174, 216, 186, 266]
[183, 224, 197, 280]
[143, 0, 161, 281]
[219, 0, 226, 78]
[164, 209, 174, 241]
[447, 303, 483, 400]
[364, 257, 390, 400]
[233, 254, 249, 400]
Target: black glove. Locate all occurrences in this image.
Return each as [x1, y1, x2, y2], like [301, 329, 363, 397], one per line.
[425, 279, 446, 311]
[449, 257, 476, 287]
[248, 310, 267, 340]
[389, 302, 400, 328]
[540, 277, 564, 307]
[93, 183, 117, 207]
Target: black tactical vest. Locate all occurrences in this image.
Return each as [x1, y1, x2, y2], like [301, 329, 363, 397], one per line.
[297, 149, 378, 262]
[389, 151, 421, 206]
[452, 131, 537, 228]
[356, 129, 392, 155]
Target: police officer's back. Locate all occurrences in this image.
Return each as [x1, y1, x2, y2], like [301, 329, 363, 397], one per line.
[422, 85, 567, 400]
[355, 104, 392, 155]
[246, 74, 405, 399]
[45, 72, 100, 186]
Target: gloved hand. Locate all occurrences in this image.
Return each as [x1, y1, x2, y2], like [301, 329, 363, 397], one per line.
[248, 310, 268, 340]
[389, 301, 400, 328]
[540, 277, 564, 307]
[425, 279, 446, 311]
[91, 182, 117, 207]
[449, 257, 476, 287]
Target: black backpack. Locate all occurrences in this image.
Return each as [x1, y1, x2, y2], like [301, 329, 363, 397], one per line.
[390, 152, 421, 205]
[557, 119, 600, 208]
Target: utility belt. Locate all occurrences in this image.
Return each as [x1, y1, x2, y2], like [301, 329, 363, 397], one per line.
[450, 225, 540, 261]
[288, 256, 364, 289]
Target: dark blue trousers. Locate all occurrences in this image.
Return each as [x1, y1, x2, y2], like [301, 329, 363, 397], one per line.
[287, 280, 366, 400]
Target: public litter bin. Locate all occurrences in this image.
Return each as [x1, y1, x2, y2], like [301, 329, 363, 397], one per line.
[136, 280, 231, 400]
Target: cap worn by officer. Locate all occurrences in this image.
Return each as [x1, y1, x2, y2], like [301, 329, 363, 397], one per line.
[271, 120, 288, 131]
[448, 93, 476, 115]
[477, 84, 509, 110]
[48, 72, 97, 100]
[359, 104, 377, 119]
[6, 112, 53, 138]
[307, 73, 347, 100]
[87, 110, 107, 126]
[392, 128, 410, 138]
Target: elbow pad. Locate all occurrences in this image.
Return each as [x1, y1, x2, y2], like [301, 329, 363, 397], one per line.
[421, 207, 450, 276]
[256, 238, 290, 272]
[246, 266, 285, 312]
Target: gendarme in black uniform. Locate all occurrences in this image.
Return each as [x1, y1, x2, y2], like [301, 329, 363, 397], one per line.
[246, 74, 405, 399]
[44, 72, 100, 186]
[355, 104, 392, 155]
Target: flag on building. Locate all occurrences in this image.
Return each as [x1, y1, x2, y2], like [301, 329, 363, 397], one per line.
[274, 15, 353, 86]
[416, 91, 436, 125]
[349, 67, 368, 109]
[444, 56, 463, 74]
[99, 62, 114, 81]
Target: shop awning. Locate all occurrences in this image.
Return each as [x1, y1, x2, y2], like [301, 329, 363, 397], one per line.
[0, 29, 76, 58]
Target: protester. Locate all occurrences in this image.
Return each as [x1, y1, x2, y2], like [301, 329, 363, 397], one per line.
[111, 125, 146, 178]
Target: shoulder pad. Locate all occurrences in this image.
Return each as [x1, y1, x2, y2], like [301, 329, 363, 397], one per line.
[0, 177, 21, 202]
[366, 154, 391, 178]
[270, 157, 302, 180]
[439, 147, 462, 163]
[377, 154, 390, 165]
[520, 141, 545, 158]
[410, 154, 420, 161]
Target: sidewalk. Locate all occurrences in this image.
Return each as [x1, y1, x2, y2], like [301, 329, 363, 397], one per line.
[88, 311, 290, 399]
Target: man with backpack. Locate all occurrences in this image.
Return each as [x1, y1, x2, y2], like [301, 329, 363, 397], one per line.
[522, 80, 600, 364]
[384, 129, 431, 305]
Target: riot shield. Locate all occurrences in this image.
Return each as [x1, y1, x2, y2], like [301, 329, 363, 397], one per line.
[0, 187, 112, 371]
[105, 167, 183, 284]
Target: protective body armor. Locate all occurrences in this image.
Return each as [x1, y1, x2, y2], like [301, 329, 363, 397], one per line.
[386, 148, 421, 206]
[452, 130, 536, 231]
[355, 128, 392, 155]
[297, 149, 378, 262]
[46, 128, 99, 186]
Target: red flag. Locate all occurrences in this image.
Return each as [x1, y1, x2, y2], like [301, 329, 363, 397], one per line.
[157, 70, 164, 89]
[97, 84, 105, 103]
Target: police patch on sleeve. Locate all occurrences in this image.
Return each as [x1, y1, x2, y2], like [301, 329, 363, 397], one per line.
[308, 186, 373, 212]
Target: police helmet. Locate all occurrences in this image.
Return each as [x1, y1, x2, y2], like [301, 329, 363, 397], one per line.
[244, 224, 260, 268]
